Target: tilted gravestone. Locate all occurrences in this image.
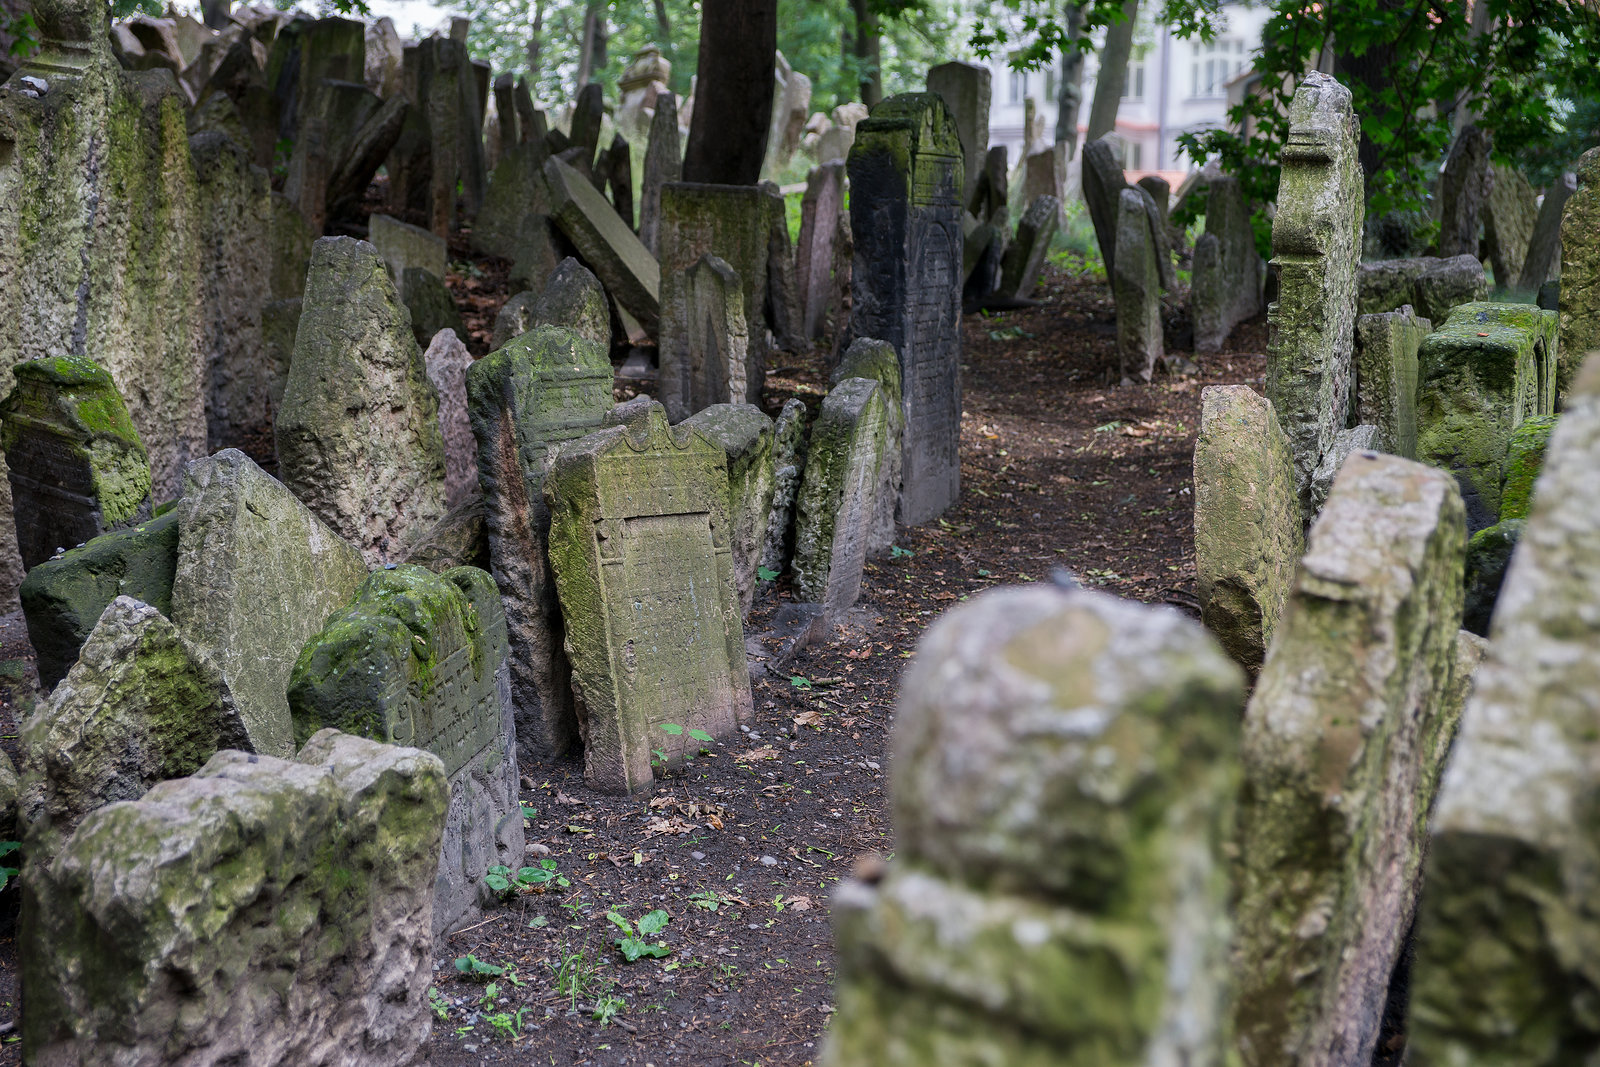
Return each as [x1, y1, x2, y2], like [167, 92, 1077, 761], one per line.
[1232, 452, 1467, 1067]
[1266, 72, 1364, 509]
[1407, 357, 1600, 1064]
[638, 91, 681, 257]
[289, 564, 522, 937]
[796, 160, 845, 340]
[848, 93, 963, 527]
[998, 194, 1059, 302]
[1113, 187, 1164, 383]
[1558, 147, 1600, 394]
[1308, 423, 1383, 513]
[369, 211, 447, 284]
[1353, 306, 1430, 460]
[1483, 163, 1538, 291]
[0, 355, 153, 572]
[1356, 254, 1487, 323]
[466, 325, 613, 763]
[679, 404, 777, 618]
[1194, 385, 1304, 675]
[1438, 125, 1493, 259]
[544, 400, 752, 795]
[172, 449, 368, 758]
[758, 398, 809, 585]
[490, 257, 610, 352]
[424, 328, 478, 508]
[661, 254, 750, 421]
[1416, 302, 1558, 532]
[1191, 173, 1264, 352]
[277, 236, 448, 566]
[1518, 169, 1576, 293]
[924, 60, 990, 209]
[544, 155, 660, 334]
[792, 378, 890, 624]
[1081, 136, 1127, 276]
[568, 81, 605, 167]
[821, 585, 1243, 1067]
[19, 596, 249, 867]
[21, 732, 446, 1067]
[830, 337, 903, 556]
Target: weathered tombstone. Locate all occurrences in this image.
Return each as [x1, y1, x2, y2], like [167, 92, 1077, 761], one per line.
[270, 192, 316, 301]
[544, 155, 661, 334]
[1233, 451, 1466, 1067]
[1518, 169, 1577, 292]
[679, 405, 777, 617]
[924, 60, 990, 208]
[399, 265, 466, 346]
[1558, 147, 1600, 394]
[638, 90, 681, 256]
[1113, 188, 1163, 383]
[491, 257, 610, 351]
[1438, 125, 1493, 259]
[424, 328, 478, 508]
[830, 338, 903, 555]
[848, 93, 963, 526]
[21, 732, 446, 1067]
[364, 16, 403, 98]
[1194, 385, 1304, 673]
[1416, 302, 1558, 531]
[1306, 422, 1382, 513]
[758, 398, 809, 585]
[19, 596, 249, 866]
[792, 377, 890, 622]
[1499, 412, 1556, 522]
[659, 255, 749, 421]
[1354, 305, 1430, 459]
[822, 584, 1243, 1067]
[1483, 163, 1539, 290]
[0, 356, 153, 572]
[1021, 143, 1065, 222]
[604, 132, 634, 228]
[404, 495, 490, 575]
[172, 449, 368, 758]
[289, 564, 521, 937]
[796, 160, 846, 339]
[369, 211, 448, 284]
[418, 33, 487, 234]
[762, 181, 807, 353]
[1137, 173, 1170, 218]
[1406, 357, 1600, 1064]
[20, 511, 178, 691]
[568, 81, 605, 167]
[1265, 72, 1363, 506]
[544, 400, 752, 794]
[466, 325, 613, 763]
[1356, 254, 1488, 323]
[1462, 518, 1524, 637]
[1191, 173, 1265, 352]
[1080, 135, 1127, 275]
[277, 237, 448, 566]
[997, 194, 1060, 302]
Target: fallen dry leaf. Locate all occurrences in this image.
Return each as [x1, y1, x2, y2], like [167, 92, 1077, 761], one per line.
[794, 710, 825, 729]
[782, 895, 815, 912]
[734, 746, 779, 762]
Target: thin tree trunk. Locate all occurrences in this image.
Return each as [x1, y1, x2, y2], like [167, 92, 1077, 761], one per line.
[851, 0, 881, 106]
[682, 0, 778, 185]
[1086, 0, 1138, 142]
[1055, 2, 1085, 154]
[653, 0, 673, 72]
[577, 6, 596, 86]
[526, 1, 544, 86]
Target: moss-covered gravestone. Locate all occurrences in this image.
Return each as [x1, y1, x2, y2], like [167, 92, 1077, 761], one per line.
[1558, 147, 1600, 395]
[1500, 413, 1556, 521]
[831, 338, 903, 555]
[758, 398, 809, 585]
[1113, 187, 1164, 383]
[1407, 358, 1600, 1064]
[289, 564, 522, 937]
[1356, 254, 1488, 323]
[278, 236, 448, 566]
[679, 405, 776, 617]
[1354, 306, 1430, 460]
[368, 211, 448, 285]
[848, 93, 964, 527]
[1194, 385, 1303, 674]
[490, 257, 609, 353]
[425, 328, 478, 508]
[20, 510, 177, 690]
[172, 449, 368, 758]
[822, 585, 1243, 1067]
[545, 400, 752, 795]
[0, 355, 153, 571]
[21, 732, 447, 1067]
[466, 325, 613, 764]
[1191, 173, 1265, 353]
[1232, 452, 1467, 1067]
[1266, 72, 1363, 509]
[543, 155, 660, 333]
[661, 253, 751, 420]
[19, 596, 248, 867]
[1484, 163, 1538, 291]
[1416, 301, 1558, 532]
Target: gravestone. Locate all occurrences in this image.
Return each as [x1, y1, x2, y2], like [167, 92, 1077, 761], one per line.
[830, 338, 903, 555]
[657, 182, 776, 415]
[403, 495, 490, 575]
[1354, 306, 1430, 459]
[793, 378, 890, 623]
[472, 142, 556, 273]
[20, 511, 178, 691]
[19, 596, 249, 866]
[172, 449, 368, 758]
[1194, 385, 1303, 673]
[0, 356, 153, 572]
[364, 16, 402, 98]
[1462, 518, 1523, 637]
[289, 564, 522, 937]
[1307, 421, 1381, 515]
[848, 93, 964, 526]
[466, 325, 613, 763]
[997, 194, 1059, 302]
[1137, 174, 1170, 219]
[270, 192, 316, 301]
[797, 161, 846, 340]
[1266, 72, 1363, 507]
[1407, 358, 1600, 1064]
[761, 182, 806, 353]
[1357, 254, 1488, 322]
[277, 237, 448, 566]
[569, 81, 604, 167]
[1483, 163, 1538, 290]
[604, 133, 634, 228]
[1081, 136, 1127, 275]
[661, 255, 749, 421]
[425, 328, 478, 508]
[1416, 302, 1558, 531]
[1518, 169, 1577, 292]
[369, 211, 448, 284]
[1558, 147, 1600, 394]
[924, 60, 990, 208]
[1191, 173, 1264, 352]
[1114, 188, 1164, 383]
[544, 155, 661, 334]
[679, 405, 777, 617]
[638, 91, 681, 256]
[1438, 125, 1493, 259]
[758, 399, 809, 584]
[1234, 451, 1466, 1067]
[21, 733, 446, 1067]
[399, 265, 466, 346]
[1499, 413, 1556, 522]
[490, 257, 610, 351]
[415, 34, 486, 234]
[822, 585, 1243, 1067]
[544, 400, 752, 795]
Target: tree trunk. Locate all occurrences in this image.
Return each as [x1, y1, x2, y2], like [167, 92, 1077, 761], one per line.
[576, 6, 596, 87]
[653, 0, 674, 73]
[1055, 2, 1086, 153]
[1086, 0, 1138, 142]
[525, 1, 544, 87]
[851, 0, 882, 107]
[682, 0, 778, 185]
[1333, 0, 1408, 191]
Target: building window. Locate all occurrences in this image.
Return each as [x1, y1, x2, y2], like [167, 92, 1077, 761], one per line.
[1123, 59, 1144, 101]
[1191, 39, 1245, 98]
[1127, 141, 1142, 169]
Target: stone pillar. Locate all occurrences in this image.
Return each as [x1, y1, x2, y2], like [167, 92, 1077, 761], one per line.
[1113, 187, 1163, 383]
[638, 91, 682, 257]
[1558, 147, 1600, 395]
[1437, 125, 1493, 259]
[663, 254, 749, 420]
[678, 404, 776, 617]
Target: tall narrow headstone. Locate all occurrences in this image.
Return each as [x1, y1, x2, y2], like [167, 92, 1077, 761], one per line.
[758, 398, 808, 585]
[1354, 306, 1430, 459]
[1265, 72, 1363, 508]
[544, 155, 661, 334]
[1081, 135, 1127, 275]
[661, 255, 749, 421]
[424, 328, 477, 508]
[1483, 163, 1538, 290]
[1232, 452, 1466, 1067]
[831, 337, 903, 555]
[638, 91, 681, 256]
[1517, 170, 1576, 292]
[1191, 173, 1265, 352]
[544, 401, 752, 795]
[568, 81, 604, 167]
[1438, 125, 1493, 259]
[1558, 147, 1600, 394]
[998, 194, 1059, 302]
[796, 160, 846, 339]
[925, 61, 990, 209]
[1113, 188, 1163, 383]
[848, 93, 963, 526]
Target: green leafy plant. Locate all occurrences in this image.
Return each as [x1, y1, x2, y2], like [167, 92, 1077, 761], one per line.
[757, 565, 781, 581]
[0, 842, 19, 893]
[889, 545, 914, 560]
[608, 909, 671, 961]
[427, 986, 451, 1020]
[483, 859, 568, 900]
[453, 954, 505, 981]
[551, 940, 607, 1009]
[592, 993, 626, 1027]
[689, 889, 723, 912]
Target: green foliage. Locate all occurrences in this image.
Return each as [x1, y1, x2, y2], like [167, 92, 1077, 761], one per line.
[483, 858, 569, 900]
[427, 986, 451, 1020]
[0, 842, 19, 894]
[551, 940, 609, 1008]
[453, 953, 506, 981]
[971, 0, 1221, 73]
[607, 907, 671, 960]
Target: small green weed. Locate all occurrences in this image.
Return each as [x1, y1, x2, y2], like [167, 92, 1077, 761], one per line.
[608, 908, 671, 961]
[453, 954, 504, 981]
[483, 859, 568, 900]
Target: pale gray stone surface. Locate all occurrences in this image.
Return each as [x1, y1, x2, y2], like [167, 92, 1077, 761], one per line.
[679, 404, 777, 617]
[758, 398, 809, 584]
[1114, 187, 1163, 383]
[1354, 306, 1430, 460]
[425, 328, 478, 509]
[662, 254, 749, 421]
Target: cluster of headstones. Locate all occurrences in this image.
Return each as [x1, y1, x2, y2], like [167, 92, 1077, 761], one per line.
[821, 70, 1600, 1067]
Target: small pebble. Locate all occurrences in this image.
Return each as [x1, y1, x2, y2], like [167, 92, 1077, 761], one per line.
[866, 761, 880, 771]
[747, 730, 761, 740]
[759, 855, 778, 866]
[526, 842, 551, 856]
[691, 851, 705, 860]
